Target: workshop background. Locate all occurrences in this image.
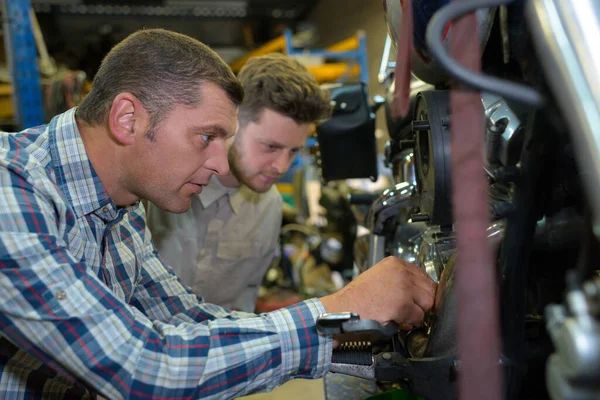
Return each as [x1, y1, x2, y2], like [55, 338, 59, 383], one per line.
[0, 1, 400, 399]
[3, 0, 598, 399]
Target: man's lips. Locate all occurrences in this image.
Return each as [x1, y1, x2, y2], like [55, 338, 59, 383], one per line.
[187, 182, 208, 194]
[261, 175, 279, 183]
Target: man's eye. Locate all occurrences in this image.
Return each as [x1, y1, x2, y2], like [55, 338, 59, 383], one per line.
[201, 135, 214, 144]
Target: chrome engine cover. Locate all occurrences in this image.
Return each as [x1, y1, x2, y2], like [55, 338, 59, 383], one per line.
[406, 221, 505, 361]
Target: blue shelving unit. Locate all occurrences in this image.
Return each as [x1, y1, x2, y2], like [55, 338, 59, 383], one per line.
[2, 0, 45, 128]
[283, 28, 370, 84]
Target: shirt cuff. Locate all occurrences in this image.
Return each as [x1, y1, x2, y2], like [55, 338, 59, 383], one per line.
[267, 298, 332, 383]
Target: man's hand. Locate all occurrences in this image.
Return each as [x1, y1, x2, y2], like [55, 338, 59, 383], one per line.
[320, 256, 437, 328]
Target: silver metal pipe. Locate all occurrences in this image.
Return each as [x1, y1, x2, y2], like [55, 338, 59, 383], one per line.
[368, 234, 386, 269]
[378, 34, 395, 86]
[367, 182, 417, 235]
[526, 0, 600, 238]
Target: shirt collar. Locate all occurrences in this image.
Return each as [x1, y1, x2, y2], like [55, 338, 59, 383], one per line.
[199, 175, 263, 214]
[48, 108, 113, 218]
[199, 175, 240, 212]
[230, 186, 257, 214]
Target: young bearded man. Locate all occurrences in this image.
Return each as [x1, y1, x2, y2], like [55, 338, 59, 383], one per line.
[147, 54, 330, 312]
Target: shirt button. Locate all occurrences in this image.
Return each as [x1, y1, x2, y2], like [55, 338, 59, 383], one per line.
[55, 290, 67, 301]
[102, 207, 109, 213]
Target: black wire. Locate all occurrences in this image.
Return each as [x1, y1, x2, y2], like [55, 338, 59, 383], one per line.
[425, 0, 546, 108]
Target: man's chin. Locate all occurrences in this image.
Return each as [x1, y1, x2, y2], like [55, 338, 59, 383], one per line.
[154, 196, 192, 214]
[235, 174, 270, 193]
[246, 180, 273, 194]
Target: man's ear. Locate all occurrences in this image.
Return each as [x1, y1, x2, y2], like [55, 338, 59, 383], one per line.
[108, 93, 149, 145]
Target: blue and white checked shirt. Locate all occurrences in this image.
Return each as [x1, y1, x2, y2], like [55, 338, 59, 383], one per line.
[0, 108, 332, 399]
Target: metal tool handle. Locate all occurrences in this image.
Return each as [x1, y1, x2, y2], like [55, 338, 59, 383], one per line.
[317, 313, 399, 338]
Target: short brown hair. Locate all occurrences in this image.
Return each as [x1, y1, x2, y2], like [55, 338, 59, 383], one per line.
[76, 29, 244, 139]
[237, 54, 330, 127]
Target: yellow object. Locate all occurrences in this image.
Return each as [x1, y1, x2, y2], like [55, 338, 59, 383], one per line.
[276, 183, 294, 195]
[326, 34, 360, 52]
[229, 32, 363, 84]
[0, 84, 15, 121]
[83, 80, 93, 94]
[231, 36, 286, 73]
[307, 63, 360, 83]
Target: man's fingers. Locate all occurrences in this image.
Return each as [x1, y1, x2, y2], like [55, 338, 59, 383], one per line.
[413, 288, 435, 312]
[411, 276, 437, 300]
[409, 263, 430, 278]
[400, 260, 429, 278]
[407, 304, 426, 327]
[398, 303, 425, 327]
[404, 269, 437, 306]
[399, 323, 414, 331]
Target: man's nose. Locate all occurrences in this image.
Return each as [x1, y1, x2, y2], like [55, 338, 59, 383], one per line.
[207, 142, 230, 175]
[272, 152, 292, 175]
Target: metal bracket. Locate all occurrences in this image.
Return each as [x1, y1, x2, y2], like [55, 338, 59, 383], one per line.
[283, 28, 369, 84]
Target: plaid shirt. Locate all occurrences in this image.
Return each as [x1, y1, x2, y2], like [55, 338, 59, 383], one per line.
[0, 108, 332, 399]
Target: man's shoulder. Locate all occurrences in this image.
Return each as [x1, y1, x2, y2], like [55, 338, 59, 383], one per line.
[0, 127, 56, 201]
[0, 125, 51, 175]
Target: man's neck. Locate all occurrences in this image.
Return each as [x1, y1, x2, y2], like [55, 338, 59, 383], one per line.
[217, 172, 240, 188]
[77, 117, 138, 207]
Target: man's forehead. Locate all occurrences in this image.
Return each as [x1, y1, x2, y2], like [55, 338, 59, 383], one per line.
[191, 103, 237, 134]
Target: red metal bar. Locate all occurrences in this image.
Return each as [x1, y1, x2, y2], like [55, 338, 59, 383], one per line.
[392, 0, 413, 118]
[450, 3, 503, 400]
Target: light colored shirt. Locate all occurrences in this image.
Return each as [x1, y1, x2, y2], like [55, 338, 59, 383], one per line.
[147, 175, 283, 312]
[0, 108, 331, 399]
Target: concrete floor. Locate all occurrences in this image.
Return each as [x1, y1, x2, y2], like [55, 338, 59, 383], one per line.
[237, 374, 382, 400]
[238, 378, 325, 400]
